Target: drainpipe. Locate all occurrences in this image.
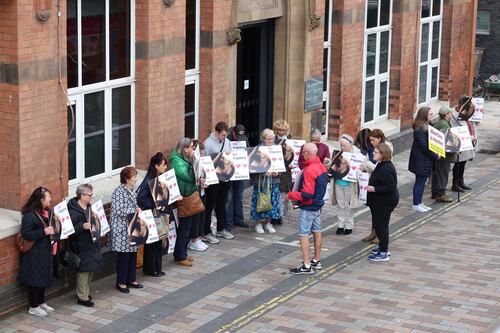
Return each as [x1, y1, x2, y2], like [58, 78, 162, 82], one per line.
[468, 0, 478, 96]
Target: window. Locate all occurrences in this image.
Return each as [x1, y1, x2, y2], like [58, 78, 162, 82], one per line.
[362, 0, 392, 124]
[477, 11, 490, 35]
[185, 0, 200, 138]
[418, 0, 442, 105]
[321, 0, 333, 137]
[67, 0, 135, 184]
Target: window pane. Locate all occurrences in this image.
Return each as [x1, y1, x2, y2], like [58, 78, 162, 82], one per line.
[379, 31, 389, 74]
[67, 0, 78, 88]
[379, 81, 388, 116]
[323, 48, 329, 92]
[186, 0, 197, 70]
[68, 105, 76, 180]
[364, 80, 375, 122]
[366, 34, 377, 77]
[431, 66, 438, 98]
[367, 0, 378, 29]
[432, 0, 441, 16]
[110, 0, 131, 80]
[82, 1, 106, 85]
[418, 65, 428, 104]
[420, 23, 429, 63]
[112, 86, 131, 169]
[185, 115, 195, 139]
[324, 0, 330, 41]
[431, 21, 440, 60]
[477, 11, 490, 33]
[185, 84, 195, 137]
[84, 91, 105, 177]
[380, 0, 391, 26]
[421, 0, 430, 18]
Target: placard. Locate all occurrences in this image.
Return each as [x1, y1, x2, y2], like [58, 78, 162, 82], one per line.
[447, 126, 474, 152]
[470, 98, 484, 122]
[230, 150, 250, 181]
[291, 167, 302, 183]
[247, 146, 271, 174]
[154, 213, 169, 239]
[428, 125, 446, 158]
[141, 209, 159, 244]
[53, 200, 74, 240]
[149, 176, 169, 212]
[167, 221, 176, 254]
[230, 141, 247, 151]
[287, 139, 306, 168]
[199, 156, 219, 185]
[213, 152, 236, 181]
[127, 212, 148, 246]
[164, 169, 181, 204]
[91, 199, 110, 237]
[358, 172, 370, 203]
[268, 145, 286, 173]
[341, 152, 365, 182]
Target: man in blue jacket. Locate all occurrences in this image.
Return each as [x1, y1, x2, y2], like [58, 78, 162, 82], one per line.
[287, 143, 329, 274]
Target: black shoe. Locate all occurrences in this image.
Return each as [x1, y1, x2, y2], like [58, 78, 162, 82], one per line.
[459, 182, 471, 190]
[234, 221, 250, 228]
[126, 282, 144, 289]
[270, 218, 283, 225]
[336, 228, 344, 235]
[159, 271, 166, 276]
[289, 263, 314, 275]
[77, 299, 95, 307]
[145, 272, 162, 277]
[343, 229, 353, 235]
[451, 184, 464, 192]
[88, 295, 92, 301]
[116, 284, 130, 294]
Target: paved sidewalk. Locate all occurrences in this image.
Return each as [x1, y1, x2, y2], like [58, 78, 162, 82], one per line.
[1, 104, 499, 333]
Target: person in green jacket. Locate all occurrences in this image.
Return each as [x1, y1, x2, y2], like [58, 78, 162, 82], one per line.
[431, 106, 458, 203]
[170, 138, 198, 266]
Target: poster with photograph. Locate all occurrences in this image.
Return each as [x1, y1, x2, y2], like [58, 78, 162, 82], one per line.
[127, 212, 149, 246]
[450, 126, 474, 152]
[91, 199, 110, 237]
[276, 139, 295, 167]
[192, 145, 202, 180]
[268, 145, 286, 173]
[148, 176, 169, 212]
[53, 200, 74, 240]
[164, 169, 181, 204]
[199, 156, 219, 185]
[212, 152, 236, 181]
[428, 125, 446, 158]
[153, 213, 169, 239]
[230, 141, 247, 151]
[470, 97, 484, 122]
[230, 150, 250, 181]
[343, 152, 365, 182]
[141, 209, 159, 244]
[247, 146, 271, 173]
[358, 172, 370, 203]
[167, 220, 176, 254]
[286, 139, 306, 168]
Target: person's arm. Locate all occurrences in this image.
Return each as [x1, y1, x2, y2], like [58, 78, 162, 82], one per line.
[414, 130, 439, 160]
[21, 213, 45, 240]
[70, 210, 86, 234]
[171, 160, 194, 183]
[287, 168, 315, 201]
[111, 187, 130, 218]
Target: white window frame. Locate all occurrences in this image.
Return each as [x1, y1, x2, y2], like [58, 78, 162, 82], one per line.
[322, 0, 333, 139]
[417, 0, 443, 107]
[185, 0, 200, 138]
[68, 0, 136, 185]
[361, 0, 393, 125]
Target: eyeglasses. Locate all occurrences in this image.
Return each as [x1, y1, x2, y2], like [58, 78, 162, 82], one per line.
[83, 193, 93, 197]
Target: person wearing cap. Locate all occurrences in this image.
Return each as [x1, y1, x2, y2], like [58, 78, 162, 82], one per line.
[431, 106, 457, 203]
[225, 124, 250, 229]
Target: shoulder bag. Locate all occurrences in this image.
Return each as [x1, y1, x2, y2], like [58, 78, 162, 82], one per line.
[177, 191, 205, 218]
[256, 174, 272, 213]
[16, 211, 48, 253]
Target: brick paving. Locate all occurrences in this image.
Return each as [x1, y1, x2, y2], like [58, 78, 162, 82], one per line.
[1, 105, 499, 333]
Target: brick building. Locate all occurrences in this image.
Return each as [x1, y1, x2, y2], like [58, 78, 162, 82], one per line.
[476, 0, 500, 77]
[0, 0, 476, 314]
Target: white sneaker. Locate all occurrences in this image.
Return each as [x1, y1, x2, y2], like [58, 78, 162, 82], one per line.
[264, 223, 276, 234]
[39, 303, 54, 312]
[28, 306, 48, 317]
[420, 203, 432, 211]
[216, 229, 235, 239]
[412, 204, 428, 213]
[189, 240, 208, 252]
[202, 234, 220, 244]
[255, 223, 265, 234]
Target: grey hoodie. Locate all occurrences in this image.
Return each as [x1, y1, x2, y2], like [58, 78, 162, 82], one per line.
[203, 132, 232, 157]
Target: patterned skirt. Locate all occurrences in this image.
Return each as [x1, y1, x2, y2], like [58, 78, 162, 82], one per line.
[250, 183, 282, 221]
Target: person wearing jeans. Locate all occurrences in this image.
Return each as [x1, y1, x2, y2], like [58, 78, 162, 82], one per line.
[225, 180, 247, 229]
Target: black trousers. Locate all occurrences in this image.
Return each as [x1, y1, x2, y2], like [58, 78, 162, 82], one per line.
[452, 161, 466, 183]
[370, 206, 394, 253]
[204, 182, 231, 235]
[116, 252, 137, 285]
[27, 286, 45, 308]
[143, 241, 162, 275]
[431, 159, 451, 196]
[190, 195, 206, 239]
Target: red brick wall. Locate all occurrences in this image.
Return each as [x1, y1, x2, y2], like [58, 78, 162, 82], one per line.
[0, 235, 18, 287]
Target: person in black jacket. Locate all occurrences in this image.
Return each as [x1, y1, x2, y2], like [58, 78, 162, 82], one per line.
[137, 152, 168, 277]
[18, 187, 56, 317]
[67, 184, 103, 307]
[366, 143, 399, 262]
[408, 107, 439, 213]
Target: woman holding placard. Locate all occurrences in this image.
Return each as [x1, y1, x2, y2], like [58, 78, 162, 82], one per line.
[408, 107, 440, 213]
[109, 166, 144, 293]
[67, 184, 103, 307]
[273, 119, 294, 225]
[137, 152, 168, 277]
[18, 187, 56, 317]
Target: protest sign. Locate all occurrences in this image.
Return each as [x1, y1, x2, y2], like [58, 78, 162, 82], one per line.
[287, 139, 306, 168]
[341, 152, 365, 182]
[167, 220, 176, 254]
[247, 146, 271, 174]
[141, 209, 159, 244]
[53, 200, 74, 240]
[230, 150, 250, 181]
[448, 126, 474, 152]
[291, 167, 301, 183]
[358, 172, 370, 203]
[127, 212, 148, 246]
[91, 199, 110, 237]
[199, 156, 219, 185]
[149, 176, 169, 212]
[470, 98, 484, 122]
[164, 169, 181, 204]
[428, 125, 446, 158]
[230, 141, 247, 151]
[268, 145, 286, 173]
[213, 152, 236, 181]
[153, 213, 169, 239]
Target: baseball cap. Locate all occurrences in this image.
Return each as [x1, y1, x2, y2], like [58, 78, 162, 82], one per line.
[438, 106, 453, 116]
[233, 124, 246, 141]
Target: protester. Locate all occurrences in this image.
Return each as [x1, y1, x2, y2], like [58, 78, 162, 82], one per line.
[225, 124, 250, 229]
[250, 129, 281, 234]
[170, 138, 204, 266]
[298, 129, 331, 169]
[109, 166, 143, 293]
[67, 184, 103, 307]
[18, 187, 55, 317]
[287, 143, 329, 274]
[431, 106, 457, 203]
[137, 152, 168, 276]
[273, 119, 294, 225]
[203, 122, 234, 240]
[366, 143, 399, 262]
[408, 107, 440, 212]
[450, 96, 477, 192]
[328, 134, 361, 235]
[354, 128, 374, 163]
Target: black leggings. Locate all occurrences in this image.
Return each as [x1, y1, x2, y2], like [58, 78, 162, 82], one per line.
[27, 286, 45, 308]
[370, 206, 394, 253]
[452, 161, 466, 183]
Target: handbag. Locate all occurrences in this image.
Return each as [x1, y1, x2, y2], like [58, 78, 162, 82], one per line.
[177, 191, 205, 218]
[63, 249, 81, 269]
[256, 175, 272, 213]
[16, 211, 48, 253]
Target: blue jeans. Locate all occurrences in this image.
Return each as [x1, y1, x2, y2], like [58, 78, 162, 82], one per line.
[413, 175, 427, 205]
[225, 180, 245, 230]
[174, 216, 192, 261]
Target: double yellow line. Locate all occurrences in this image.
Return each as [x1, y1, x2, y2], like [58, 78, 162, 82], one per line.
[214, 177, 500, 333]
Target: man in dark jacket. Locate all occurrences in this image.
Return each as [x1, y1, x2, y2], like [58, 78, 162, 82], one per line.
[287, 143, 329, 275]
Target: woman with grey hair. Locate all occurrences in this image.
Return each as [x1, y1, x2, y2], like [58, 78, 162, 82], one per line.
[298, 129, 331, 170]
[67, 183, 103, 307]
